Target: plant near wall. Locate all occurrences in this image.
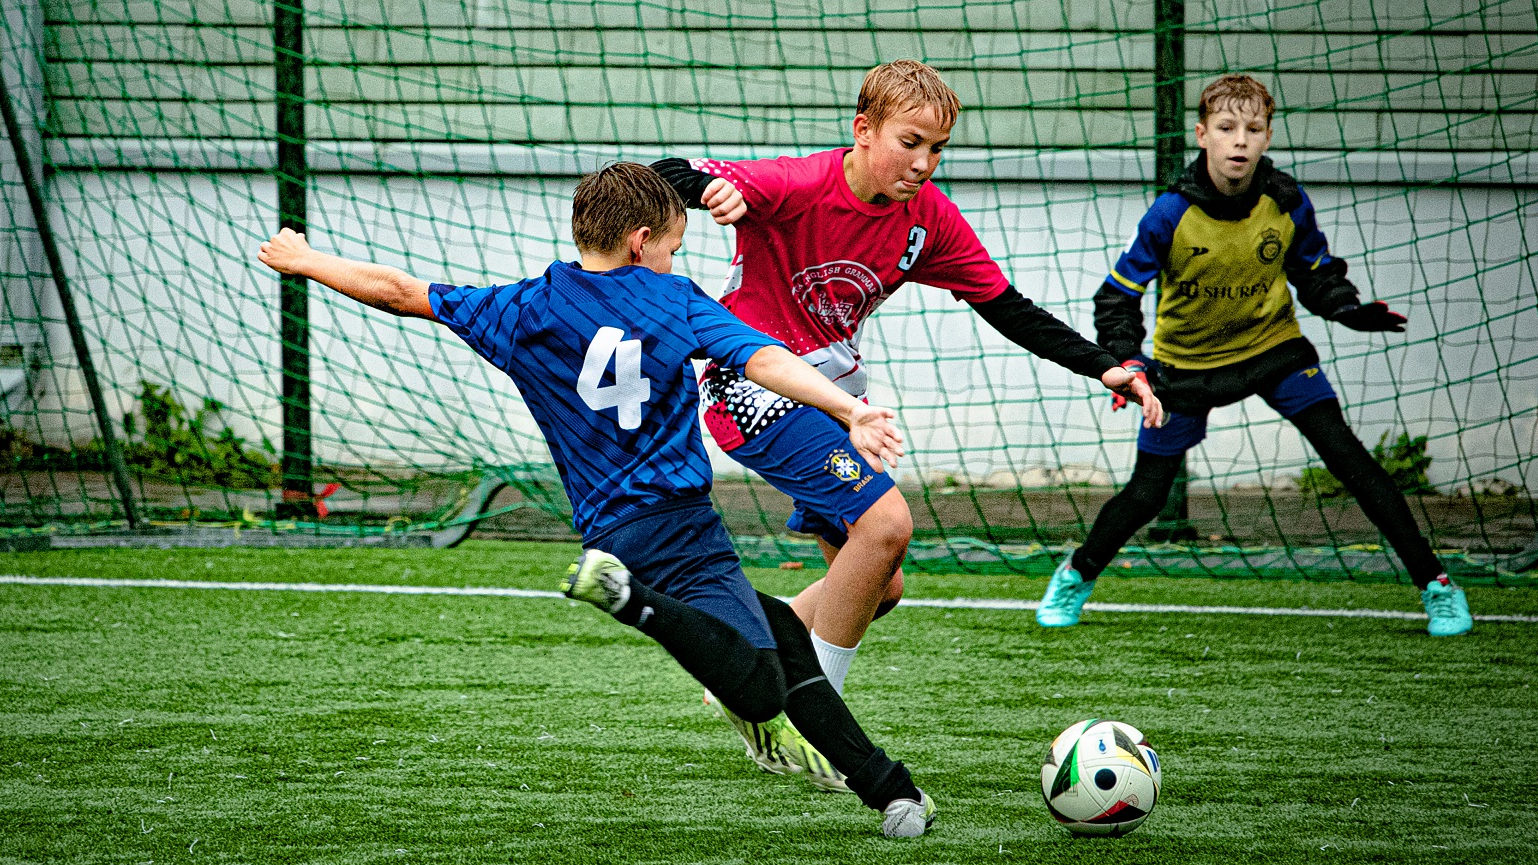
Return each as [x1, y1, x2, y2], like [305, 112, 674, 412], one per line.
[1298, 431, 1435, 499]
[120, 382, 279, 490]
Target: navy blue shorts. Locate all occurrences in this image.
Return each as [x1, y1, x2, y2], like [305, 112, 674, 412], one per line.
[727, 405, 896, 549]
[1138, 363, 1339, 456]
[585, 495, 775, 649]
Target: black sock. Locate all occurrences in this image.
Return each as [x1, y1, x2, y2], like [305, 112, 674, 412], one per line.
[613, 580, 765, 705]
[1074, 450, 1185, 580]
[1290, 400, 1445, 588]
[756, 592, 922, 810]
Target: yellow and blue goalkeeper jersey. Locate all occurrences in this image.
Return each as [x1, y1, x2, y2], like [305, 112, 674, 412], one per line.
[430, 262, 782, 539]
[1096, 156, 1358, 370]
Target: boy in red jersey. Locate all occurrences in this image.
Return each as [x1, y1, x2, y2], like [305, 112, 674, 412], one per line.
[653, 60, 1163, 787]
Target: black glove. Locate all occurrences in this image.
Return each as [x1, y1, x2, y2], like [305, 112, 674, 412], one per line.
[1329, 301, 1407, 333]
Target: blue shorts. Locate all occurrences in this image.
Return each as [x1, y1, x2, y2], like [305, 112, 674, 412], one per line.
[727, 405, 896, 549]
[1139, 363, 1339, 456]
[585, 495, 774, 648]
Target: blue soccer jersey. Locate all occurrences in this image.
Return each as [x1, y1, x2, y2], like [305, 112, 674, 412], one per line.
[430, 261, 783, 539]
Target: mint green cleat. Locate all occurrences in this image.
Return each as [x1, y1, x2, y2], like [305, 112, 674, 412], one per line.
[561, 550, 632, 615]
[1036, 555, 1095, 628]
[1421, 576, 1473, 637]
[881, 789, 937, 838]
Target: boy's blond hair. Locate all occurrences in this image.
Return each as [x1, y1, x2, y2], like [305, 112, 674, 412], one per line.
[571, 162, 685, 254]
[1197, 74, 1276, 126]
[856, 59, 961, 131]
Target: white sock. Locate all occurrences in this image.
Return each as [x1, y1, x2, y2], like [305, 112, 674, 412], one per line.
[810, 629, 860, 696]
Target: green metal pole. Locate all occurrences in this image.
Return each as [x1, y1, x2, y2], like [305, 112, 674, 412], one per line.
[274, 0, 314, 519]
[1149, 0, 1197, 543]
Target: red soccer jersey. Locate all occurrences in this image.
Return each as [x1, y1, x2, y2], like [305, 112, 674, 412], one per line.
[693, 148, 1010, 399]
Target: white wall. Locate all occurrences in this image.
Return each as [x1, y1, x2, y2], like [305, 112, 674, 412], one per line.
[1, 0, 48, 417]
[25, 167, 1538, 494]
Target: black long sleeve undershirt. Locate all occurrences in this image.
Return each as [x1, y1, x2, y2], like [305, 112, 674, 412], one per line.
[651, 157, 713, 209]
[1092, 280, 1147, 363]
[968, 285, 1118, 379]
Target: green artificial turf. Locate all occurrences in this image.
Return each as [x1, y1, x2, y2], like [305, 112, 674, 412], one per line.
[3, 542, 1536, 863]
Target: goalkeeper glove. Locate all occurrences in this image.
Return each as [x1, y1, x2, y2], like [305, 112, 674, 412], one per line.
[1110, 357, 1150, 412]
[1329, 301, 1407, 333]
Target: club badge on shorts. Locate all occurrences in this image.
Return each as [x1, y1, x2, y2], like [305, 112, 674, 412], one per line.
[825, 449, 862, 483]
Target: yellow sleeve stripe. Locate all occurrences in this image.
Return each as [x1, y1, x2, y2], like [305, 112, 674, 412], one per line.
[1110, 270, 1147, 294]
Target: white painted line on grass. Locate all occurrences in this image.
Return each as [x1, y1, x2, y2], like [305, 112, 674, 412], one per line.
[3, 574, 1536, 623]
[0, 574, 563, 599]
[901, 596, 1538, 623]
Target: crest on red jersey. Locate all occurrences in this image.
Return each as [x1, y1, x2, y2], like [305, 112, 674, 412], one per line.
[789, 260, 887, 333]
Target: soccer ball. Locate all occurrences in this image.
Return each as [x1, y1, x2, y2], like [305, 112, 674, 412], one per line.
[1040, 719, 1161, 836]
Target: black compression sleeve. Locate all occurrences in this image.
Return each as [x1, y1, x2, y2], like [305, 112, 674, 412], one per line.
[1092, 280, 1147, 362]
[650, 158, 713, 210]
[968, 284, 1118, 379]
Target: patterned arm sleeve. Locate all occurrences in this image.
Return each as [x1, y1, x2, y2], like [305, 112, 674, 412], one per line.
[1094, 195, 1179, 359]
[428, 283, 507, 352]
[1284, 190, 1360, 318]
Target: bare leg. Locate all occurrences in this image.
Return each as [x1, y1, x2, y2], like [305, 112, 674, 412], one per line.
[790, 537, 905, 630]
[787, 487, 910, 648]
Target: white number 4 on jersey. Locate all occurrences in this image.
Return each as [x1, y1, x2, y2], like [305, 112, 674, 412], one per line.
[577, 326, 652, 430]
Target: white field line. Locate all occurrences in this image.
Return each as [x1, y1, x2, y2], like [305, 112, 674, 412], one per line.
[3, 574, 1536, 623]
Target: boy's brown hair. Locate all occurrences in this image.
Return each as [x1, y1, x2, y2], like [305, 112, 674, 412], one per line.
[856, 59, 962, 131]
[1197, 74, 1276, 125]
[571, 162, 686, 254]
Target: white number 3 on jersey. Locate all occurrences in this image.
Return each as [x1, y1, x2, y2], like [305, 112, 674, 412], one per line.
[577, 326, 652, 430]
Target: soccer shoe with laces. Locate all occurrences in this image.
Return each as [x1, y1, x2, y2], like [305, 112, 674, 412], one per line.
[881, 789, 937, 838]
[771, 716, 850, 793]
[1036, 555, 1095, 628]
[702, 689, 800, 776]
[561, 550, 632, 615]
[1421, 576, 1473, 637]
[702, 691, 851, 791]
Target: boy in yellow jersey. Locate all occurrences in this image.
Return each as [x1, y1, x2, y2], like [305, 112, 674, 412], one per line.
[1037, 74, 1473, 637]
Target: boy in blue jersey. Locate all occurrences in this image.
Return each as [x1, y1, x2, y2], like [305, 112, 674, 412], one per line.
[1036, 75, 1474, 637]
[257, 163, 937, 837]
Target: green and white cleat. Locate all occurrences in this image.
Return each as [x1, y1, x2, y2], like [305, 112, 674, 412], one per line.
[561, 550, 632, 615]
[1036, 555, 1094, 628]
[1421, 576, 1473, 637]
[881, 789, 937, 838]
[774, 717, 851, 793]
[703, 689, 800, 776]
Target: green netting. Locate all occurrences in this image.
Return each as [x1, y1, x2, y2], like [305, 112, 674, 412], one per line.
[2, 0, 1535, 583]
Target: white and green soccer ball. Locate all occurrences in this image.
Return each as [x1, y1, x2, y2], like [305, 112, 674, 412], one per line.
[1040, 719, 1161, 836]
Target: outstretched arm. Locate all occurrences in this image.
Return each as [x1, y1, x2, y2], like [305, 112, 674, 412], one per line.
[743, 345, 905, 470]
[258, 228, 436, 320]
[1283, 191, 1405, 333]
[969, 285, 1163, 428]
